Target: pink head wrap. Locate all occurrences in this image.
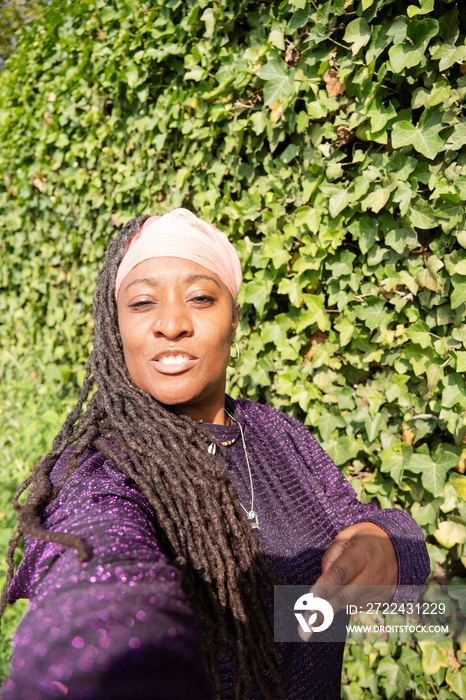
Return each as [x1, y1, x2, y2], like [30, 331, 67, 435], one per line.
[115, 208, 242, 300]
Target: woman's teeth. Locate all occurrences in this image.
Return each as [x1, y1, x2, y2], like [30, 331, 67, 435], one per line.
[159, 355, 189, 365]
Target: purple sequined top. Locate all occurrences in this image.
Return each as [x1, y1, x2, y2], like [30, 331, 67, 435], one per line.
[3, 398, 429, 699]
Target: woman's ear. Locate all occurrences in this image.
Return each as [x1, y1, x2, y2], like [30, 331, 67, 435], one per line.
[231, 302, 240, 340]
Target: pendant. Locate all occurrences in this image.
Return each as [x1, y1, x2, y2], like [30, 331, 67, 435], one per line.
[207, 442, 217, 455]
[248, 511, 259, 529]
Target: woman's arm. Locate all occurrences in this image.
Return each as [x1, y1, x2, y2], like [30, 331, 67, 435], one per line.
[3, 449, 213, 700]
[282, 415, 430, 636]
[303, 433, 430, 594]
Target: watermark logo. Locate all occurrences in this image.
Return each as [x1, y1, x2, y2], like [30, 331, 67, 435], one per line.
[294, 592, 334, 634]
[275, 585, 465, 643]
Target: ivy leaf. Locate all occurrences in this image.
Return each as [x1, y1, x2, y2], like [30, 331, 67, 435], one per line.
[343, 18, 371, 56]
[385, 226, 418, 253]
[326, 250, 357, 277]
[380, 446, 406, 486]
[323, 436, 361, 466]
[377, 657, 410, 698]
[416, 254, 443, 292]
[348, 217, 378, 254]
[420, 642, 448, 675]
[456, 351, 466, 372]
[125, 64, 140, 88]
[434, 520, 466, 548]
[257, 59, 295, 105]
[411, 501, 438, 528]
[317, 412, 346, 441]
[408, 18, 439, 46]
[405, 447, 454, 496]
[269, 29, 285, 51]
[452, 259, 466, 275]
[362, 187, 391, 214]
[296, 296, 330, 332]
[334, 317, 354, 347]
[329, 189, 352, 217]
[261, 313, 293, 344]
[386, 15, 408, 44]
[446, 668, 466, 698]
[426, 363, 444, 391]
[389, 43, 424, 72]
[451, 274, 466, 308]
[410, 198, 437, 229]
[406, 320, 432, 348]
[278, 143, 299, 165]
[442, 374, 466, 409]
[250, 111, 266, 135]
[242, 275, 273, 315]
[261, 234, 290, 269]
[388, 19, 438, 72]
[407, 0, 435, 17]
[445, 121, 466, 151]
[288, 8, 308, 32]
[365, 413, 382, 443]
[392, 111, 445, 159]
[431, 44, 466, 71]
[355, 298, 393, 330]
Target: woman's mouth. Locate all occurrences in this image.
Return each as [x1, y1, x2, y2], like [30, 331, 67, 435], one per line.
[159, 354, 192, 366]
[151, 350, 197, 374]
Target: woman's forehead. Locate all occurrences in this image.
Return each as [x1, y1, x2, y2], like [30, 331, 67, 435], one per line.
[119, 256, 227, 293]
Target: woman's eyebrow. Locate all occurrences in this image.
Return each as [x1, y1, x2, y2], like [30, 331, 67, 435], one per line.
[123, 276, 158, 293]
[184, 273, 220, 288]
[123, 273, 220, 295]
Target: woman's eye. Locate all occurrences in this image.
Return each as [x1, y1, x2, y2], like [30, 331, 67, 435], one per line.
[128, 300, 154, 310]
[191, 295, 215, 305]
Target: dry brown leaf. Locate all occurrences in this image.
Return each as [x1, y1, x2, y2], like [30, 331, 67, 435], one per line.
[269, 100, 284, 123]
[433, 561, 449, 584]
[323, 69, 346, 98]
[284, 46, 299, 66]
[311, 331, 328, 345]
[305, 331, 328, 360]
[402, 421, 416, 445]
[110, 213, 122, 227]
[446, 649, 461, 671]
[457, 446, 466, 473]
[32, 177, 44, 192]
[43, 112, 53, 123]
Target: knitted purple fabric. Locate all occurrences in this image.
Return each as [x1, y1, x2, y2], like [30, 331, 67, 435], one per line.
[3, 398, 429, 699]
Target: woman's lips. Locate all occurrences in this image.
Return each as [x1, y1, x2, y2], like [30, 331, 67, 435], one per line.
[151, 350, 197, 375]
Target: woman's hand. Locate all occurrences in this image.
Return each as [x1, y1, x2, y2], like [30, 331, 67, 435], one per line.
[298, 522, 398, 641]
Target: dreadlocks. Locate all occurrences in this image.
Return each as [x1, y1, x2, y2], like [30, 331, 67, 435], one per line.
[0, 214, 284, 699]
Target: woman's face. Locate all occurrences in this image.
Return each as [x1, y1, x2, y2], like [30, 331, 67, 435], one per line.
[117, 256, 238, 424]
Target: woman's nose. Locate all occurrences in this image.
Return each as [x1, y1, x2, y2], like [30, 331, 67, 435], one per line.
[152, 304, 193, 339]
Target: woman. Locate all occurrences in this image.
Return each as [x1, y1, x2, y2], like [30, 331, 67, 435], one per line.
[1, 209, 429, 700]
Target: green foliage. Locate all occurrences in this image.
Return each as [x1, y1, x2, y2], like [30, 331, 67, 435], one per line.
[1, 0, 466, 696]
[0, 1, 41, 67]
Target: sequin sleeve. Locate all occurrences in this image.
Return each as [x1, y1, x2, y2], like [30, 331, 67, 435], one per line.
[3, 448, 213, 700]
[297, 429, 431, 595]
[238, 400, 431, 595]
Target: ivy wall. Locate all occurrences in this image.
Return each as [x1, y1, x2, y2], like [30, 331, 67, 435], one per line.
[1, 0, 466, 696]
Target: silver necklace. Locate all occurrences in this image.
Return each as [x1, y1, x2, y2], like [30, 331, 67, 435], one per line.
[199, 415, 239, 454]
[225, 408, 259, 529]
